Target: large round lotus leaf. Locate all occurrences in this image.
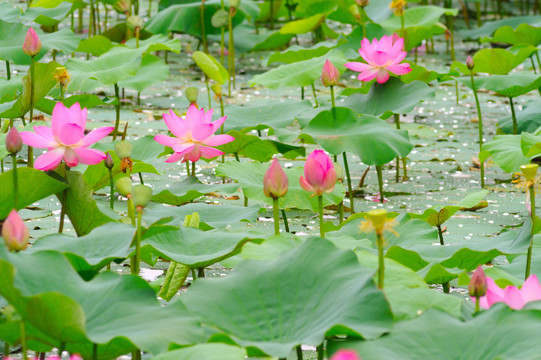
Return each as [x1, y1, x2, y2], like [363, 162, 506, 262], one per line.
[300, 107, 413, 166]
[457, 74, 541, 98]
[499, 100, 541, 134]
[181, 237, 393, 358]
[0, 248, 203, 359]
[152, 343, 246, 360]
[327, 306, 541, 360]
[460, 15, 541, 40]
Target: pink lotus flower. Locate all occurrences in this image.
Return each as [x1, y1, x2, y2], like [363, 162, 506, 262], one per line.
[264, 158, 289, 199]
[6, 126, 23, 154]
[468, 266, 487, 299]
[475, 275, 541, 310]
[344, 35, 411, 84]
[321, 59, 340, 87]
[2, 210, 29, 252]
[299, 150, 337, 197]
[20, 102, 114, 171]
[154, 105, 235, 163]
[22, 28, 41, 57]
[330, 349, 362, 360]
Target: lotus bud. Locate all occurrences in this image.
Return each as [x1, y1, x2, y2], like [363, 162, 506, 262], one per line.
[185, 87, 199, 107]
[468, 266, 487, 299]
[321, 60, 340, 87]
[367, 209, 388, 236]
[521, 163, 538, 182]
[466, 56, 474, 70]
[355, 0, 369, 7]
[330, 349, 362, 360]
[104, 152, 114, 169]
[2, 210, 29, 252]
[6, 127, 22, 154]
[263, 158, 289, 199]
[299, 150, 337, 197]
[350, 4, 360, 20]
[132, 184, 152, 210]
[211, 84, 222, 101]
[22, 28, 41, 57]
[113, 0, 131, 15]
[115, 177, 132, 197]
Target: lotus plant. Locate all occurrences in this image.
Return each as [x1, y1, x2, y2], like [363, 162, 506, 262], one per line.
[154, 105, 235, 176]
[22, 27, 41, 168]
[518, 163, 539, 279]
[345, 35, 411, 84]
[331, 349, 362, 360]
[321, 59, 340, 108]
[2, 209, 29, 252]
[466, 56, 486, 188]
[300, 150, 337, 238]
[474, 274, 541, 310]
[6, 127, 22, 207]
[263, 158, 289, 235]
[469, 266, 487, 313]
[132, 184, 152, 276]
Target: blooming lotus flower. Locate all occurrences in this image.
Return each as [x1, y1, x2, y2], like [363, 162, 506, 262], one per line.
[330, 349, 362, 360]
[22, 28, 41, 57]
[321, 59, 340, 87]
[299, 150, 337, 196]
[344, 35, 411, 84]
[2, 210, 29, 252]
[264, 158, 289, 199]
[20, 102, 114, 171]
[154, 105, 235, 163]
[475, 275, 541, 310]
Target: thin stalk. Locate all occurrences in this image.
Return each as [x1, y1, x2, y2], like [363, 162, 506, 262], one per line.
[470, 70, 485, 187]
[375, 165, 384, 203]
[301, 87, 304, 100]
[11, 153, 18, 207]
[220, 0, 225, 64]
[536, 52, 541, 69]
[311, 82, 319, 107]
[531, 56, 537, 73]
[192, 161, 196, 177]
[437, 224, 445, 245]
[127, 197, 136, 226]
[206, 77, 211, 109]
[269, 0, 274, 29]
[228, 10, 235, 93]
[376, 232, 385, 289]
[449, 16, 455, 60]
[394, 113, 401, 182]
[104, 5, 108, 31]
[475, 296, 480, 313]
[138, 172, 144, 185]
[272, 197, 280, 235]
[455, 80, 459, 105]
[78, 8, 83, 33]
[330, 85, 335, 108]
[509, 97, 518, 135]
[296, 345, 303, 360]
[317, 343, 324, 360]
[400, 13, 406, 48]
[60, 84, 65, 101]
[148, 0, 151, 15]
[58, 167, 70, 233]
[89, 0, 94, 36]
[200, 0, 208, 53]
[338, 202, 343, 223]
[443, 282, 450, 293]
[281, 209, 290, 232]
[5, 61, 10, 80]
[525, 185, 536, 279]
[20, 321, 27, 360]
[475, 1, 482, 27]
[186, 161, 190, 176]
[108, 168, 114, 210]
[28, 56, 36, 168]
[318, 195, 324, 238]
[191, 268, 196, 281]
[359, 6, 367, 36]
[132, 208, 143, 275]
[342, 152, 354, 213]
[113, 83, 120, 140]
[92, 343, 98, 360]
[4, 342, 8, 357]
[244, 194, 248, 207]
[198, 267, 205, 277]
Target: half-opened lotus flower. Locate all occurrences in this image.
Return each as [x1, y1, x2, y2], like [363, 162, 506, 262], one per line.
[476, 275, 541, 310]
[20, 102, 114, 171]
[345, 35, 411, 84]
[154, 105, 235, 163]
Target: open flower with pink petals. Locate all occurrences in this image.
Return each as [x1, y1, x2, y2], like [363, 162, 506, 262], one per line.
[299, 150, 337, 197]
[474, 275, 541, 310]
[154, 105, 235, 163]
[344, 35, 411, 84]
[20, 102, 114, 171]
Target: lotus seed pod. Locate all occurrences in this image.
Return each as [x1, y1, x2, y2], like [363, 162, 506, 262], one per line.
[115, 177, 132, 196]
[127, 15, 144, 29]
[229, 0, 241, 8]
[211, 9, 229, 28]
[367, 209, 388, 235]
[521, 163, 538, 182]
[114, 140, 133, 159]
[132, 184, 152, 208]
[185, 87, 199, 104]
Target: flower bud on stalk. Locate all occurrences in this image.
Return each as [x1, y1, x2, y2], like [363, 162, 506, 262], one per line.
[466, 55, 475, 70]
[229, 0, 240, 15]
[321, 60, 340, 87]
[211, 84, 222, 102]
[6, 127, 22, 154]
[263, 158, 289, 199]
[468, 266, 487, 299]
[2, 210, 29, 252]
[104, 152, 114, 169]
[22, 28, 41, 57]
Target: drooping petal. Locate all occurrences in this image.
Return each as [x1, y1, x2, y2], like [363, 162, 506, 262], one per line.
[80, 127, 114, 147]
[344, 62, 373, 72]
[20, 131, 53, 148]
[503, 286, 525, 310]
[199, 145, 224, 159]
[172, 143, 195, 154]
[34, 147, 64, 171]
[357, 70, 378, 82]
[520, 275, 541, 303]
[63, 147, 79, 168]
[202, 134, 235, 146]
[73, 147, 107, 165]
[299, 176, 314, 193]
[386, 63, 412, 75]
[164, 151, 183, 163]
[375, 70, 390, 84]
[154, 134, 179, 148]
[58, 123, 84, 146]
[192, 123, 215, 142]
[163, 110, 186, 138]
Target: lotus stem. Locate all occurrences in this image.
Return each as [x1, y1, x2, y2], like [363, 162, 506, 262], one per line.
[375, 165, 384, 203]
[201, 0, 208, 53]
[108, 169, 114, 210]
[89, 0, 94, 36]
[376, 231, 385, 288]
[228, 9, 235, 95]
[536, 52, 541, 69]
[475, 296, 480, 313]
[296, 345, 303, 360]
[437, 224, 445, 245]
[525, 185, 536, 279]
[530, 56, 537, 73]
[205, 77, 211, 109]
[5, 61, 10, 80]
[330, 85, 335, 108]
[270, 0, 274, 29]
[342, 152, 354, 213]
[469, 69, 485, 188]
[318, 195, 324, 238]
[400, 13, 406, 49]
[281, 209, 290, 232]
[192, 161, 196, 177]
[4, 342, 9, 357]
[28, 56, 36, 168]
[58, 167, 70, 234]
[92, 343, 98, 360]
[273, 197, 280, 235]
[198, 267, 205, 277]
[359, 6, 367, 36]
[394, 113, 401, 182]
[455, 80, 459, 105]
[220, 0, 225, 64]
[138, 172, 144, 185]
[20, 321, 27, 360]
[148, 0, 151, 15]
[127, 197, 136, 226]
[509, 97, 518, 135]
[443, 281, 450, 293]
[475, 2, 482, 26]
[11, 153, 18, 208]
[132, 207, 143, 275]
[311, 82, 319, 107]
[78, 8, 83, 33]
[338, 201, 343, 223]
[244, 194, 248, 207]
[113, 83, 120, 141]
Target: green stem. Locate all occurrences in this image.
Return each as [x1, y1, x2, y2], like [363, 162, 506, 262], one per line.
[272, 197, 280, 235]
[269, 0, 274, 29]
[201, 0, 208, 53]
[58, 167, 70, 233]
[317, 343, 324, 360]
[359, 6, 367, 36]
[132, 209, 142, 275]
[138, 172, 144, 185]
[536, 51, 541, 70]
[296, 345, 303, 360]
[89, 0, 94, 37]
[127, 197, 136, 226]
[5, 61, 10, 80]
[376, 232, 385, 289]
[531, 56, 537, 73]
[455, 80, 459, 105]
[437, 224, 445, 245]
[191, 268, 196, 281]
[394, 113, 401, 182]
[311, 82, 319, 107]
[113, 83, 120, 141]
[330, 85, 335, 108]
[198, 267, 205, 277]
[509, 97, 518, 135]
[342, 152, 354, 213]
[244, 194, 248, 207]
[20, 321, 27, 360]
[281, 209, 289, 232]
[475, 296, 480, 313]
[526, 185, 536, 279]
[475, 1, 482, 27]
[338, 201, 343, 223]
[206, 77, 211, 109]
[318, 195, 324, 238]
[234, 152, 240, 161]
[470, 70, 485, 188]
[11, 153, 18, 208]
[92, 343, 98, 360]
[108, 169, 114, 210]
[192, 161, 196, 177]
[28, 56, 36, 168]
[375, 165, 384, 203]
[443, 282, 450, 293]
[400, 14, 406, 48]
[228, 12, 235, 95]
[301, 87, 304, 100]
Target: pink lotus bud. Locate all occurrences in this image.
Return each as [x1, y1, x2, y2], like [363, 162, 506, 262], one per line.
[22, 28, 41, 57]
[468, 266, 487, 299]
[6, 127, 23, 154]
[2, 210, 29, 252]
[391, 33, 401, 45]
[466, 55, 474, 70]
[355, 0, 369, 6]
[330, 349, 362, 360]
[104, 152, 114, 169]
[299, 150, 337, 197]
[263, 158, 289, 199]
[321, 60, 340, 87]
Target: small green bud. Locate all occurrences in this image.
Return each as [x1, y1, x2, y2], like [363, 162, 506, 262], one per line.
[114, 140, 133, 159]
[185, 87, 199, 104]
[104, 152, 114, 169]
[229, 0, 241, 8]
[132, 184, 152, 209]
[115, 177, 132, 196]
